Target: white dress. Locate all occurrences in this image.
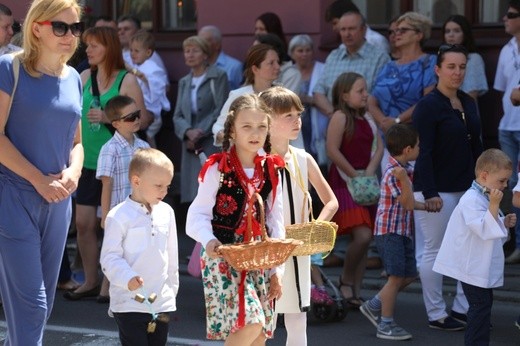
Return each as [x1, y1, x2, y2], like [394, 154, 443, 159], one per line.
[276, 146, 311, 313]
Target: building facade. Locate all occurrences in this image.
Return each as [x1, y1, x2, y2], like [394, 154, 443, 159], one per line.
[8, 0, 513, 146]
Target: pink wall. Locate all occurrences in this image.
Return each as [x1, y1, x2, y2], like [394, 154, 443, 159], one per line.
[8, 0, 333, 81]
[5, 3, 28, 22]
[197, 0, 329, 62]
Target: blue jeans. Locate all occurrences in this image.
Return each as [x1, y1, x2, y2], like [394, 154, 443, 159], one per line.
[499, 130, 520, 249]
[461, 282, 493, 346]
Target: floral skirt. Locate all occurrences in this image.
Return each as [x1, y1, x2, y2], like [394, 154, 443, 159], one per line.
[201, 247, 275, 340]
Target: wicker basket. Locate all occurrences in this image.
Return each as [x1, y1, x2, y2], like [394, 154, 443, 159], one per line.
[285, 192, 337, 256]
[216, 193, 303, 271]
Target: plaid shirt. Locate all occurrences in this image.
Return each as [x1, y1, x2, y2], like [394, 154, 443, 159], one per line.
[374, 156, 414, 238]
[313, 42, 389, 99]
[96, 132, 150, 209]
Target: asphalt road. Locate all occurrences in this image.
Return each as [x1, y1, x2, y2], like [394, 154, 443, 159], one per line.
[0, 231, 519, 345]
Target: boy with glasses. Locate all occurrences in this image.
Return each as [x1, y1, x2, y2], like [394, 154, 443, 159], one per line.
[96, 95, 150, 229]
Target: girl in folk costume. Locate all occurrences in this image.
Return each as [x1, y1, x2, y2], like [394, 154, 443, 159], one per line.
[186, 94, 286, 345]
[260, 86, 338, 346]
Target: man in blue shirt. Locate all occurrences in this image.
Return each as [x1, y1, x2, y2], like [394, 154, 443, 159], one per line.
[199, 25, 243, 90]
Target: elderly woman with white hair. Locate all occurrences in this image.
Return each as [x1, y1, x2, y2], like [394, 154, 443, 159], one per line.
[288, 34, 328, 167]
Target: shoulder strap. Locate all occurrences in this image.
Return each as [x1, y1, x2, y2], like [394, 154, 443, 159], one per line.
[6, 55, 20, 122]
[90, 68, 100, 97]
[117, 70, 128, 91]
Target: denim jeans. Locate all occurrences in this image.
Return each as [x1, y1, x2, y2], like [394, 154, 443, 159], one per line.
[461, 282, 493, 346]
[499, 130, 520, 249]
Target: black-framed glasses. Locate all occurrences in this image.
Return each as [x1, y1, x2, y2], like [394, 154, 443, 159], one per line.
[394, 27, 419, 35]
[118, 110, 141, 122]
[506, 12, 520, 19]
[437, 44, 468, 56]
[36, 21, 84, 37]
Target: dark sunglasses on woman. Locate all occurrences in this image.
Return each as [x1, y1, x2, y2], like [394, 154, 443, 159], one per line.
[36, 21, 84, 37]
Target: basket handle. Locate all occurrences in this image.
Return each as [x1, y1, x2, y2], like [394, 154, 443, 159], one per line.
[246, 192, 267, 242]
[300, 191, 314, 222]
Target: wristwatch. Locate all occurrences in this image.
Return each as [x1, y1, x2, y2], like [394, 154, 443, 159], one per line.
[394, 117, 401, 124]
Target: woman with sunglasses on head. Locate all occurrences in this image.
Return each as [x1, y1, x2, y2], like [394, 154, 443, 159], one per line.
[412, 44, 483, 331]
[442, 15, 488, 100]
[64, 26, 150, 302]
[369, 12, 437, 170]
[0, 0, 84, 344]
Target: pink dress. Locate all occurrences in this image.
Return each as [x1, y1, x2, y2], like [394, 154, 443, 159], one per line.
[329, 117, 376, 234]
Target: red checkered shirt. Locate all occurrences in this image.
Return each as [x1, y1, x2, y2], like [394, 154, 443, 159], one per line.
[374, 156, 415, 238]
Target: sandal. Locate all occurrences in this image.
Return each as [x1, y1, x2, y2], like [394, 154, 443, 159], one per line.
[337, 277, 362, 309]
[57, 279, 80, 291]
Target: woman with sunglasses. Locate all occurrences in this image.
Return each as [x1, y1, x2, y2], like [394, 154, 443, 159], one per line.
[442, 15, 488, 100]
[0, 0, 84, 344]
[369, 12, 437, 170]
[64, 26, 150, 302]
[412, 44, 483, 331]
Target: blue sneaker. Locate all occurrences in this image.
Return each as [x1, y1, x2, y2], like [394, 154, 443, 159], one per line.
[428, 316, 465, 331]
[377, 321, 412, 340]
[515, 315, 520, 330]
[360, 301, 380, 328]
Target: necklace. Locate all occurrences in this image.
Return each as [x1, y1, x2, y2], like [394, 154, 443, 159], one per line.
[449, 98, 471, 140]
[229, 146, 265, 196]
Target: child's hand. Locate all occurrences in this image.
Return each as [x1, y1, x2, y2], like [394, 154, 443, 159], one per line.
[391, 167, 408, 182]
[424, 197, 443, 212]
[414, 201, 426, 211]
[488, 188, 503, 204]
[205, 239, 223, 259]
[511, 88, 520, 106]
[267, 274, 282, 301]
[128, 276, 144, 291]
[505, 213, 517, 228]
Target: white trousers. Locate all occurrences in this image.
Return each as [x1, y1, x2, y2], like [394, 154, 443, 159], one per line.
[414, 191, 469, 321]
[277, 312, 307, 346]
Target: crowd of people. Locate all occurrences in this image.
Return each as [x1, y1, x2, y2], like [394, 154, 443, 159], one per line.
[1, 0, 520, 345]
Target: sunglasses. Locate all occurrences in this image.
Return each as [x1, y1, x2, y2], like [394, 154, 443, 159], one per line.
[437, 43, 468, 56]
[118, 110, 141, 122]
[506, 12, 520, 19]
[37, 21, 84, 37]
[393, 27, 419, 35]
